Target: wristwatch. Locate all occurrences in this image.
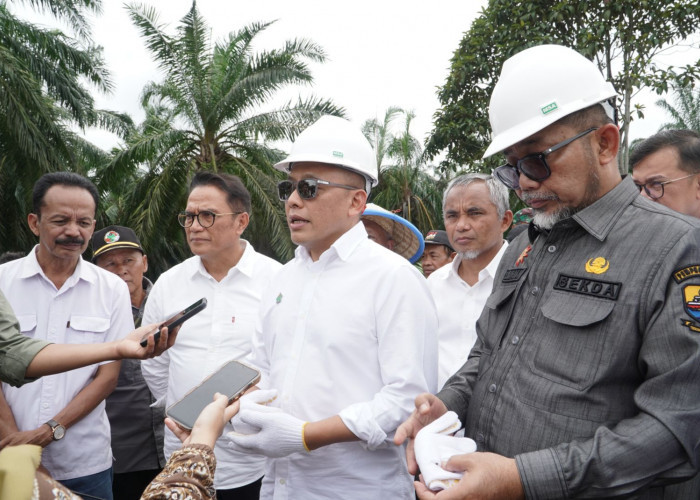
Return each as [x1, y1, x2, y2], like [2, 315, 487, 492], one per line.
[45, 419, 65, 441]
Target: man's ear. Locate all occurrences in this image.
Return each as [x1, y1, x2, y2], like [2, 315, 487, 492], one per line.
[349, 190, 368, 218]
[28, 213, 40, 237]
[596, 123, 620, 166]
[235, 212, 250, 236]
[142, 254, 148, 273]
[500, 210, 514, 234]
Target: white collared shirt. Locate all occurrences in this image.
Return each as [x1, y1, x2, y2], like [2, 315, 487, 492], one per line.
[249, 222, 438, 500]
[141, 240, 281, 489]
[427, 241, 508, 388]
[0, 247, 134, 480]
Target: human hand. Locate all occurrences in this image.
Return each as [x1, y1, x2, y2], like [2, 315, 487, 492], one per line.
[414, 452, 524, 500]
[227, 389, 307, 458]
[165, 393, 239, 448]
[0, 426, 53, 449]
[394, 393, 448, 474]
[117, 323, 177, 360]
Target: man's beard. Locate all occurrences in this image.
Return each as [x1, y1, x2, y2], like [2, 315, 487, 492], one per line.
[458, 250, 480, 261]
[521, 164, 600, 230]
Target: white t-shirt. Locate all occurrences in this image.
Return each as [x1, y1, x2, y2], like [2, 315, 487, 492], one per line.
[427, 241, 508, 388]
[249, 222, 438, 500]
[0, 248, 134, 480]
[141, 240, 281, 489]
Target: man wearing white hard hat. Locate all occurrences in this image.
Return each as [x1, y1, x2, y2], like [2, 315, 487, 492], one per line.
[228, 115, 438, 499]
[361, 203, 425, 264]
[396, 44, 700, 499]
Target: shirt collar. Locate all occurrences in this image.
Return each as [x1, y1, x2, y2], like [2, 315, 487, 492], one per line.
[295, 221, 366, 264]
[573, 177, 638, 241]
[527, 177, 637, 243]
[444, 240, 508, 282]
[20, 245, 96, 286]
[192, 239, 256, 280]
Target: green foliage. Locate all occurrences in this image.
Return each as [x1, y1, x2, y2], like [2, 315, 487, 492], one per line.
[364, 108, 446, 234]
[656, 82, 700, 132]
[97, 2, 343, 275]
[426, 0, 700, 174]
[0, 0, 128, 254]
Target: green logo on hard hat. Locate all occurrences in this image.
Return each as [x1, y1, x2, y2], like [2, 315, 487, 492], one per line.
[332, 151, 344, 158]
[541, 102, 558, 115]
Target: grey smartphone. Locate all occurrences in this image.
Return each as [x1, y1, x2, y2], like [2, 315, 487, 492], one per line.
[140, 297, 207, 347]
[165, 360, 261, 430]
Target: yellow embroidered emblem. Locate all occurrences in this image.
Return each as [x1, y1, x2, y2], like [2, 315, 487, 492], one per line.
[585, 257, 609, 274]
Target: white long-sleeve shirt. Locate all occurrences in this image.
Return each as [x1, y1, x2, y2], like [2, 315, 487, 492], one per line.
[141, 240, 281, 489]
[249, 222, 438, 500]
[427, 241, 507, 388]
[0, 249, 133, 480]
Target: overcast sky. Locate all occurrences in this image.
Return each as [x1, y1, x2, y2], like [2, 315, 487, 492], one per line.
[16, 0, 698, 162]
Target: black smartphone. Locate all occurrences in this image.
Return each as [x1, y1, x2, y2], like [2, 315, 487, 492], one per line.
[165, 360, 261, 430]
[140, 297, 208, 347]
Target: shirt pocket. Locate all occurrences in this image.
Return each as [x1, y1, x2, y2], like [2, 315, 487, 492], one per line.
[17, 315, 37, 337]
[529, 290, 614, 390]
[69, 315, 111, 343]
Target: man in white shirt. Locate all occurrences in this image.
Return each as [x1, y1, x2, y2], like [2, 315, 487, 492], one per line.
[0, 172, 134, 500]
[427, 173, 512, 388]
[227, 115, 438, 499]
[141, 170, 281, 499]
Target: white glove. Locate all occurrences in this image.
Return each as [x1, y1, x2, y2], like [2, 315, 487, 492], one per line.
[414, 411, 477, 491]
[231, 389, 279, 434]
[227, 389, 308, 458]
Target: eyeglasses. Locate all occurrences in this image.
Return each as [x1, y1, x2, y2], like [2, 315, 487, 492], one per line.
[634, 173, 698, 200]
[177, 210, 243, 228]
[277, 178, 360, 201]
[493, 127, 599, 189]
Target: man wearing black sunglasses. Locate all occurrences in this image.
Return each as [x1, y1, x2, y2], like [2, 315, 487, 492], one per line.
[397, 44, 700, 500]
[227, 115, 438, 499]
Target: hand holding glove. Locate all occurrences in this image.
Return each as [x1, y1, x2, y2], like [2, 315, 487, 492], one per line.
[414, 411, 477, 491]
[227, 389, 309, 458]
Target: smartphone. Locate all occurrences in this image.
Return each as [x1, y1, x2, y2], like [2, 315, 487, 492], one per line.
[165, 360, 261, 430]
[140, 297, 208, 347]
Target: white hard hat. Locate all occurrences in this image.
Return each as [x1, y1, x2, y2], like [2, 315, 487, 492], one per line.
[274, 115, 379, 192]
[361, 203, 425, 264]
[483, 44, 618, 158]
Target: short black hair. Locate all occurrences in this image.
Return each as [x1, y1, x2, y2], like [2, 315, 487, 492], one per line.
[189, 171, 251, 214]
[32, 172, 99, 217]
[630, 129, 700, 174]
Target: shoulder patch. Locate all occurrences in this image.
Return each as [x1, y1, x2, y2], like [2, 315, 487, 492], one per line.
[553, 273, 621, 300]
[682, 285, 700, 333]
[674, 265, 700, 283]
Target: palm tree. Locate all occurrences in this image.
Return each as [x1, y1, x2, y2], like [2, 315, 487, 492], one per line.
[365, 109, 445, 234]
[656, 84, 700, 132]
[0, 0, 127, 253]
[100, 2, 343, 273]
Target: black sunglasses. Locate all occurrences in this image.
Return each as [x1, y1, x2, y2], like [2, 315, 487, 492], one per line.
[277, 178, 359, 201]
[493, 127, 598, 189]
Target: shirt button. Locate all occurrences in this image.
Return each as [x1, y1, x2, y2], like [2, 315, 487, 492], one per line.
[530, 286, 540, 295]
[488, 384, 497, 393]
[42, 403, 49, 409]
[548, 245, 557, 253]
[476, 432, 485, 443]
[279, 479, 286, 485]
[511, 335, 520, 345]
